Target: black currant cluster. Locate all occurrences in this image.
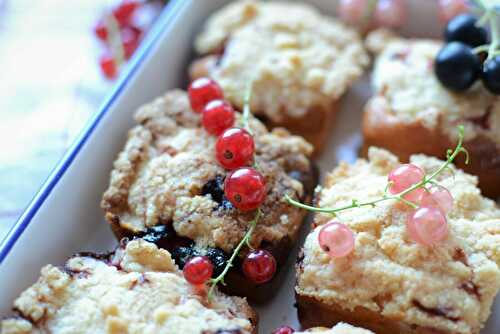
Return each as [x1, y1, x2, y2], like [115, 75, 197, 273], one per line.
[435, 14, 500, 94]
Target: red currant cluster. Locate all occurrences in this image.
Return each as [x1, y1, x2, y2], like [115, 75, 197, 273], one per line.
[435, 4, 500, 94]
[181, 77, 276, 289]
[93, 0, 144, 80]
[288, 127, 467, 259]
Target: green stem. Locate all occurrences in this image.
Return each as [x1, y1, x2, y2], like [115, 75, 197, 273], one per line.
[106, 14, 125, 67]
[487, 12, 499, 61]
[285, 126, 467, 216]
[242, 81, 253, 134]
[208, 209, 261, 300]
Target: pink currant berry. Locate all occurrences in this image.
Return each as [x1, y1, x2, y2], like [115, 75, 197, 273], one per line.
[438, 0, 469, 23]
[407, 206, 448, 246]
[188, 77, 223, 113]
[388, 164, 425, 202]
[242, 249, 276, 284]
[420, 185, 454, 213]
[374, 0, 407, 28]
[113, 0, 140, 27]
[318, 221, 355, 258]
[224, 167, 266, 211]
[99, 54, 117, 80]
[183, 256, 213, 285]
[272, 326, 295, 334]
[94, 21, 108, 41]
[337, 0, 369, 26]
[216, 128, 254, 169]
[202, 100, 235, 136]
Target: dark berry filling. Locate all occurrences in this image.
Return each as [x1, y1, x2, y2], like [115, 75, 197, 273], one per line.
[206, 247, 230, 277]
[201, 175, 234, 210]
[171, 246, 201, 269]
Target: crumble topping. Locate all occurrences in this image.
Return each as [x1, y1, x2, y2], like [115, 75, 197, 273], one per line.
[1, 240, 255, 334]
[195, 0, 369, 122]
[297, 148, 500, 334]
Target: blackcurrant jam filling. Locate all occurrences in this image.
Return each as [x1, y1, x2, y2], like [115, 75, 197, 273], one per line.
[201, 175, 234, 211]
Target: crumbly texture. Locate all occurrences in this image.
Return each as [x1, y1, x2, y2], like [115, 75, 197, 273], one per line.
[366, 29, 500, 145]
[1, 240, 255, 334]
[194, 0, 369, 122]
[101, 89, 313, 253]
[296, 148, 500, 334]
[297, 323, 373, 333]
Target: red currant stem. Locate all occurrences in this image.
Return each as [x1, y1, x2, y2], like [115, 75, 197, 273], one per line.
[472, 0, 499, 61]
[105, 13, 126, 67]
[241, 81, 254, 135]
[207, 208, 262, 301]
[285, 126, 468, 215]
[362, 0, 378, 29]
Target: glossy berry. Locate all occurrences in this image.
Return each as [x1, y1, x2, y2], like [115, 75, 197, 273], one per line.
[445, 14, 488, 48]
[202, 100, 235, 135]
[122, 26, 141, 59]
[388, 164, 425, 202]
[94, 21, 108, 41]
[188, 77, 223, 113]
[481, 57, 500, 95]
[337, 0, 368, 26]
[374, 0, 407, 29]
[318, 221, 355, 258]
[438, 0, 469, 23]
[206, 247, 229, 277]
[242, 250, 276, 284]
[272, 326, 295, 334]
[420, 185, 454, 213]
[113, 0, 140, 26]
[99, 54, 117, 79]
[407, 206, 448, 246]
[183, 256, 213, 285]
[216, 128, 254, 169]
[435, 42, 480, 91]
[224, 167, 266, 211]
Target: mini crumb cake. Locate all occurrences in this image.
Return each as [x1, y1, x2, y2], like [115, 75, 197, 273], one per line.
[0, 239, 257, 334]
[296, 148, 500, 334]
[297, 323, 373, 334]
[190, 0, 369, 152]
[101, 89, 316, 303]
[362, 29, 500, 198]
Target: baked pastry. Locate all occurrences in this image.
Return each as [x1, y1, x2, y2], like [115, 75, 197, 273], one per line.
[297, 323, 373, 333]
[101, 89, 317, 303]
[296, 148, 500, 334]
[190, 0, 369, 153]
[362, 29, 500, 198]
[0, 239, 257, 334]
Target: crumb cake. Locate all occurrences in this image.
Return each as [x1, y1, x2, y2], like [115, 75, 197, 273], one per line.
[296, 148, 500, 334]
[190, 0, 369, 152]
[297, 323, 373, 333]
[0, 239, 257, 334]
[101, 89, 317, 302]
[362, 29, 500, 198]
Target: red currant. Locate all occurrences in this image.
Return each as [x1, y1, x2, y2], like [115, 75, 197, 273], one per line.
[113, 0, 140, 27]
[224, 167, 266, 211]
[318, 221, 355, 258]
[272, 326, 295, 334]
[188, 77, 223, 113]
[183, 256, 214, 285]
[99, 54, 117, 80]
[202, 100, 235, 135]
[216, 128, 254, 169]
[388, 164, 425, 202]
[242, 249, 276, 284]
[94, 21, 108, 41]
[122, 27, 141, 59]
[407, 206, 448, 246]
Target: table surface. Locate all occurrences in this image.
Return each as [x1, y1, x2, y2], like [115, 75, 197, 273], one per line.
[0, 0, 153, 241]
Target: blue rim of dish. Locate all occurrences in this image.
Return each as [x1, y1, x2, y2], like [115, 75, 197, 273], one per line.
[0, 0, 186, 264]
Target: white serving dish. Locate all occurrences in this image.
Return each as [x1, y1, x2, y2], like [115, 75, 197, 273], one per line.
[0, 0, 498, 332]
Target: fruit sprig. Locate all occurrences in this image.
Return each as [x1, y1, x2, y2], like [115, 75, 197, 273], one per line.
[435, 0, 500, 94]
[286, 126, 468, 258]
[183, 78, 276, 300]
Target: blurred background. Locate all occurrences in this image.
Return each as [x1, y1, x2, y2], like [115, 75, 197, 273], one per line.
[0, 0, 166, 241]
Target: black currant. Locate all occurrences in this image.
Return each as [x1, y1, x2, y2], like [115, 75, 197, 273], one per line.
[141, 225, 171, 244]
[481, 56, 500, 94]
[206, 247, 229, 277]
[435, 42, 480, 91]
[171, 246, 200, 269]
[445, 14, 488, 48]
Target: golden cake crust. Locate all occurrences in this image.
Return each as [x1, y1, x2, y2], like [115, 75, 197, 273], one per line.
[297, 323, 373, 333]
[296, 148, 500, 334]
[0, 240, 257, 334]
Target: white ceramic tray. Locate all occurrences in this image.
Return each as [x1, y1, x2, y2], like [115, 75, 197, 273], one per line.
[0, 1, 498, 333]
